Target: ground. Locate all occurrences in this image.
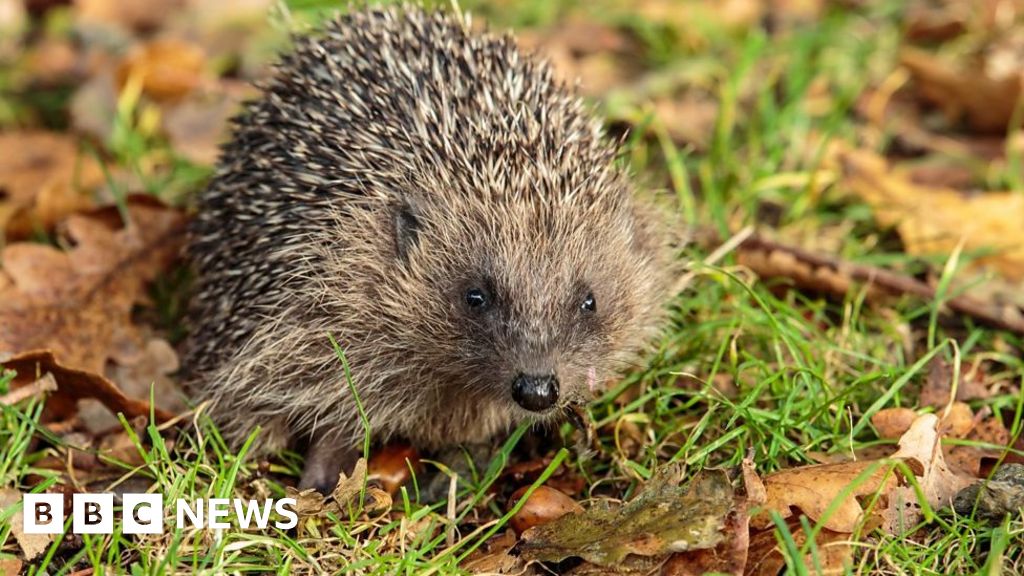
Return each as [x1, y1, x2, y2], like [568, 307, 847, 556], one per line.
[0, 0, 1022, 574]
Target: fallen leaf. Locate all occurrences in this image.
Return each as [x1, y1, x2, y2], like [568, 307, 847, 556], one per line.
[514, 466, 733, 566]
[93, 336, 183, 431]
[751, 460, 898, 533]
[117, 38, 207, 103]
[663, 457, 762, 576]
[940, 402, 975, 438]
[746, 517, 852, 576]
[885, 413, 976, 531]
[509, 485, 583, 536]
[324, 456, 390, 515]
[501, 454, 586, 497]
[891, 413, 976, 498]
[807, 445, 899, 464]
[872, 407, 918, 439]
[23, 38, 85, 87]
[460, 529, 522, 574]
[0, 558, 22, 575]
[0, 200, 185, 423]
[901, 46, 1020, 134]
[285, 486, 325, 518]
[903, 0, 969, 42]
[0, 200, 185, 372]
[947, 413, 1012, 477]
[0, 488, 54, 560]
[2, 351, 172, 423]
[331, 457, 369, 510]
[0, 131, 103, 239]
[837, 147, 1024, 284]
[919, 356, 992, 408]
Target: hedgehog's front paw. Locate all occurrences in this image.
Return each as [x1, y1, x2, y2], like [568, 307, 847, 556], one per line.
[299, 438, 360, 494]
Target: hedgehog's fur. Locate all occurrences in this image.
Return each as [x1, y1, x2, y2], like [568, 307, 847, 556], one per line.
[185, 7, 678, 490]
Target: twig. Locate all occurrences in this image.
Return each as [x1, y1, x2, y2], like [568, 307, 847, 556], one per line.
[0, 372, 57, 406]
[708, 232, 1024, 335]
[674, 225, 755, 294]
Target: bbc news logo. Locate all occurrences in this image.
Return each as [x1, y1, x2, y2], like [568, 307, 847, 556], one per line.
[23, 494, 299, 534]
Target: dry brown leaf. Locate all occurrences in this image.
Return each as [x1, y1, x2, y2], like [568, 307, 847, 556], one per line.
[903, 0, 969, 41]
[0, 201, 185, 372]
[332, 457, 369, 510]
[23, 38, 85, 86]
[662, 509, 748, 576]
[0, 131, 104, 239]
[872, 407, 918, 439]
[746, 517, 852, 576]
[0, 488, 54, 560]
[117, 38, 207, 103]
[0, 200, 184, 422]
[901, 46, 1020, 134]
[3, 350, 173, 423]
[885, 413, 977, 531]
[652, 92, 720, 150]
[837, 147, 1024, 283]
[948, 414, 1013, 476]
[750, 460, 898, 533]
[807, 445, 899, 465]
[93, 336, 183, 430]
[941, 402, 976, 438]
[460, 530, 522, 574]
[0, 557, 23, 576]
[920, 356, 993, 408]
[285, 486, 326, 518]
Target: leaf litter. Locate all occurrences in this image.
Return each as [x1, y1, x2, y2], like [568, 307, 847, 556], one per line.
[2, 0, 1024, 573]
[513, 465, 734, 566]
[0, 199, 185, 424]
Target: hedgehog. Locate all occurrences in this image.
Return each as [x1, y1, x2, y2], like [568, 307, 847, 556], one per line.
[184, 6, 679, 492]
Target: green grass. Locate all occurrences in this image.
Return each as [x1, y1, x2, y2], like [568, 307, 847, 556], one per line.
[2, 0, 1023, 574]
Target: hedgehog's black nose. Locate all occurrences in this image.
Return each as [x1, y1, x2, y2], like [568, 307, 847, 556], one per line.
[511, 373, 559, 412]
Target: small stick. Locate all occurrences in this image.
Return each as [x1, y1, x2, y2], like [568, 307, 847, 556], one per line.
[446, 473, 458, 548]
[0, 373, 57, 406]
[713, 232, 1024, 335]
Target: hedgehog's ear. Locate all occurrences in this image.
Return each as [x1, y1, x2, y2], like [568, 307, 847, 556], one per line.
[393, 201, 421, 261]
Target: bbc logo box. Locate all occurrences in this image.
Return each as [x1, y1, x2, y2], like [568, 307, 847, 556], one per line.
[23, 493, 164, 535]
[22, 493, 298, 535]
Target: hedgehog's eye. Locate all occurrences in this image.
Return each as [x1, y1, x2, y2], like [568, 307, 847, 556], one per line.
[580, 292, 596, 313]
[465, 288, 488, 309]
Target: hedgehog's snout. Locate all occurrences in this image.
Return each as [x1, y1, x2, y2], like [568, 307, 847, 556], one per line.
[511, 373, 559, 412]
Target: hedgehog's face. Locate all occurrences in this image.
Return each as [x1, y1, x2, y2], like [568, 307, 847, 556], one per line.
[388, 192, 671, 424]
[453, 273, 602, 415]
